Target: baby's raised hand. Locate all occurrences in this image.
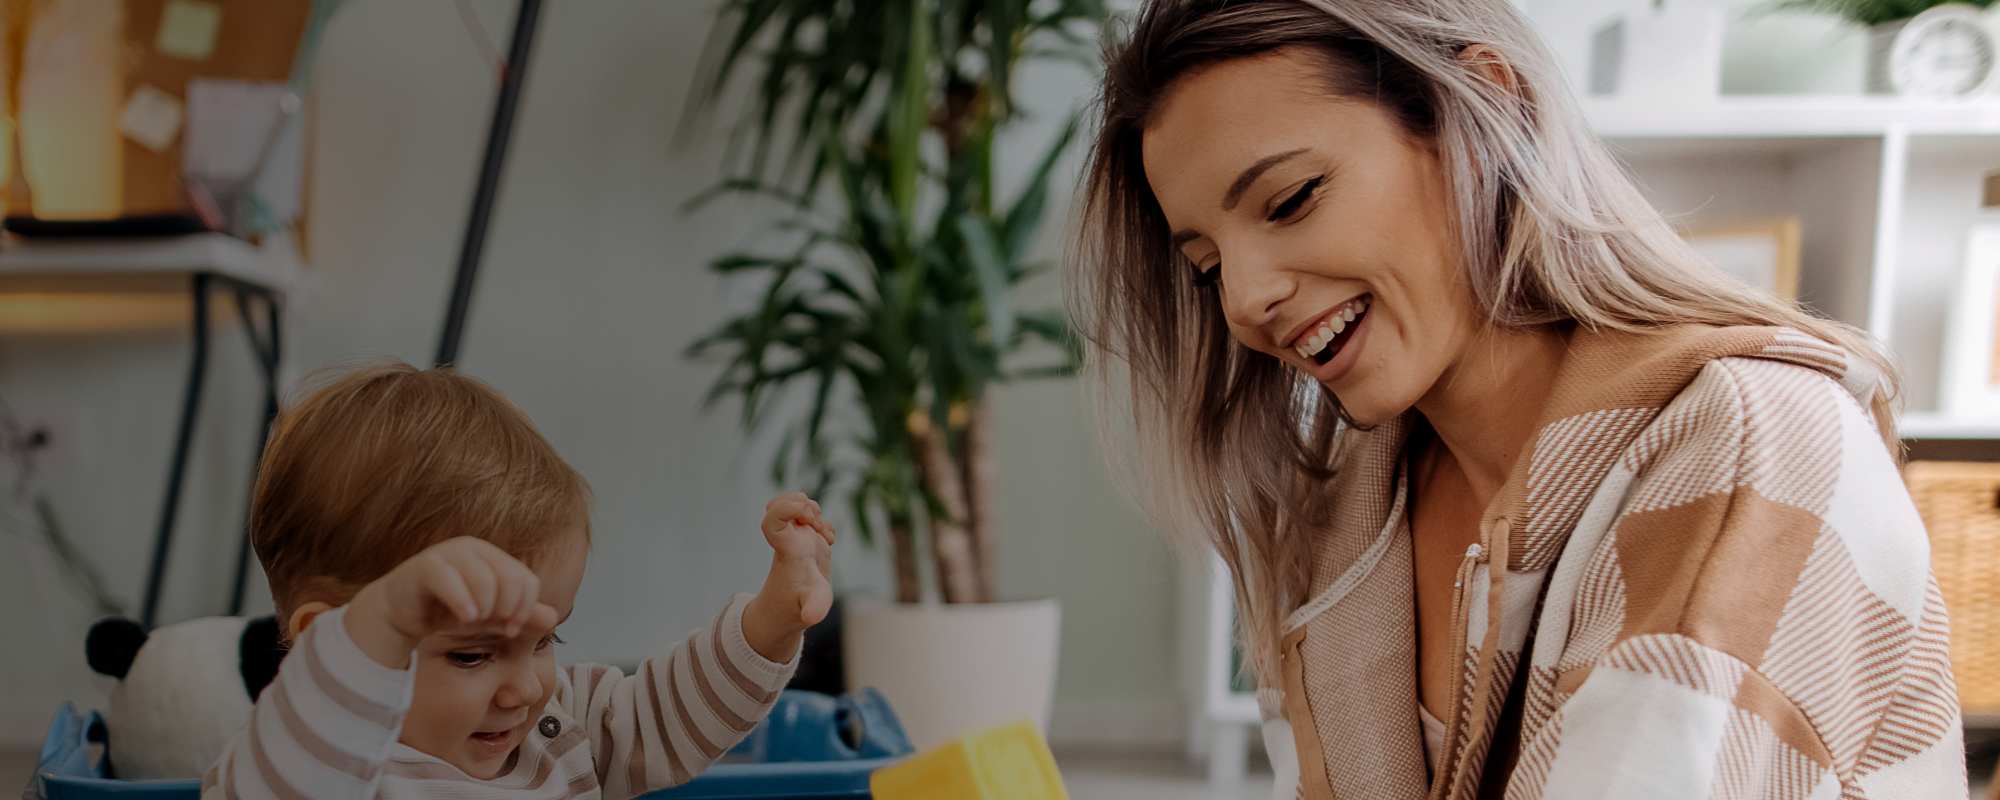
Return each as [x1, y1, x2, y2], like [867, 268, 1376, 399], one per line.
[762, 491, 835, 565]
[346, 537, 559, 669]
[744, 492, 836, 661]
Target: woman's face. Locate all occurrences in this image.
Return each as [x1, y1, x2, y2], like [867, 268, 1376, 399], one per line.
[1141, 47, 1484, 425]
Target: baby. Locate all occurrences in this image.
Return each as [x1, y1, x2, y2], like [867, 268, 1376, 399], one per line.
[203, 363, 834, 798]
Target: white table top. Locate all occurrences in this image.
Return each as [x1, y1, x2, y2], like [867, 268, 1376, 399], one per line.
[0, 232, 303, 296]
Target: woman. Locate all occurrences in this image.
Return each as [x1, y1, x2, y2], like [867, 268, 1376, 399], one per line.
[1073, 1, 1963, 797]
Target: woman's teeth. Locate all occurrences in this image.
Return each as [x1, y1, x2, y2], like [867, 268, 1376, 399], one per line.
[1294, 297, 1370, 362]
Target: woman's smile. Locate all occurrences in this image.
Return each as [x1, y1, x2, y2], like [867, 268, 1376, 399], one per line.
[1298, 294, 1372, 383]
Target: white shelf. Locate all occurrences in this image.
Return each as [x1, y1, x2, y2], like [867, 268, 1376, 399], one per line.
[1212, 692, 1259, 725]
[1185, 552, 1264, 781]
[0, 233, 303, 295]
[1586, 96, 2000, 140]
[1580, 94, 2000, 436]
[1898, 413, 2000, 440]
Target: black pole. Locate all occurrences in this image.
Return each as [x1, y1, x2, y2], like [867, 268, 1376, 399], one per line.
[229, 289, 282, 616]
[143, 273, 212, 628]
[434, 0, 543, 368]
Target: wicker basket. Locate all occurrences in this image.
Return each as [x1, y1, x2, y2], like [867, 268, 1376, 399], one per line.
[1906, 460, 2000, 716]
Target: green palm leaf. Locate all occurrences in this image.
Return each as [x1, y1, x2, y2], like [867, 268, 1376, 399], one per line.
[685, 0, 1106, 600]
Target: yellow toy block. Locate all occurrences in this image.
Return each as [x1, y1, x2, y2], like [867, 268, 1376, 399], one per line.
[870, 721, 1068, 800]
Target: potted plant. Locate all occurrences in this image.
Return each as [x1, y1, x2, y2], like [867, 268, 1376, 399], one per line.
[1767, 0, 2000, 94]
[682, 0, 1105, 746]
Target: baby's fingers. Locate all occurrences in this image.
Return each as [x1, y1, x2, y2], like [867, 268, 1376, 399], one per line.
[524, 602, 560, 638]
[423, 556, 480, 623]
[763, 494, 815, 534]
[482, 548, 540, 631]
[461, 555, 500, 622]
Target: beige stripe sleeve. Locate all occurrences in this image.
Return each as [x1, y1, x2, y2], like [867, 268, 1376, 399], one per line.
[201, 606, 414, 798]
[566, 593, 799, 796]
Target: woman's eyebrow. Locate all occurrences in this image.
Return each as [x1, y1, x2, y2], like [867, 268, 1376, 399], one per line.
[1222, 148, 1309, 211]
[1169, 147, 1314, 248]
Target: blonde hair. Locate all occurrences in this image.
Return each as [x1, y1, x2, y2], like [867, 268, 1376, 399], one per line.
[1071, 0, 1900, 680]
[251, 362, 591, 632]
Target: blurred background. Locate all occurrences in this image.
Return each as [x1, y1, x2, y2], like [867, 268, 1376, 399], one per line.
[6, 1, 2000, 797]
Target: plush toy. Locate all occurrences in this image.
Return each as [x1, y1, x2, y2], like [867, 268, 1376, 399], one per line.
[83, 615, 286, 780]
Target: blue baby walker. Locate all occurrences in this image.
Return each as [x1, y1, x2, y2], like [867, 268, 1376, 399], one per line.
[28, 689, 912, 799]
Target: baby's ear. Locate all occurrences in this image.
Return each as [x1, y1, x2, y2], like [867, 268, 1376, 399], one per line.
[286, 600, 334, 641]
[86, 617, 149, 680]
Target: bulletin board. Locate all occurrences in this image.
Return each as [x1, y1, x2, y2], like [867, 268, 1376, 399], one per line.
[6, 0, 312, 223]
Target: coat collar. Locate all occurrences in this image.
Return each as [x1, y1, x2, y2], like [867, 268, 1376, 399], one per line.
[1287, 325, 1862, 798]
[1300, 324, 1856, 592]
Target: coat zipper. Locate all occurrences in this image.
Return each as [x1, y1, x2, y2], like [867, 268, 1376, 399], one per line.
[1432, 540, 1489, 798]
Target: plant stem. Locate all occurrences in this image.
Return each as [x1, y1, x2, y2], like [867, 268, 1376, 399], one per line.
[960, 400, 996, 603]
[890, 515, 922, 604]
[913, 424, 980, 603]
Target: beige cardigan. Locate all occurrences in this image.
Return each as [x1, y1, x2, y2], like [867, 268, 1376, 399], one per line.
[1262, 326, 1964, 799]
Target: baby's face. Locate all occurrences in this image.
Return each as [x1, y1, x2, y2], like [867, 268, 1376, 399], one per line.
[398, 530, 588, 779]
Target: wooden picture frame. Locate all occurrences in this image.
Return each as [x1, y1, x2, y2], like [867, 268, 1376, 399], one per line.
[1684, 218, 1803, 302]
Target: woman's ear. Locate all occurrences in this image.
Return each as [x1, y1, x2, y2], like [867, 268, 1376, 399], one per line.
[1458, 44, 1523, 99]
[286, 600, 334, 642]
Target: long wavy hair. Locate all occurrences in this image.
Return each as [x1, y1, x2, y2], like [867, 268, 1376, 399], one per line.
[1070, 0, 1901, 679]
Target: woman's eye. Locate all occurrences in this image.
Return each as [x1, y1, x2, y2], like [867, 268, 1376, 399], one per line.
[535, 632, 566, 652]
[1192, 264, 1221, 290]
[447, 651, 491, 668]
[1268, 177, 1323, 222]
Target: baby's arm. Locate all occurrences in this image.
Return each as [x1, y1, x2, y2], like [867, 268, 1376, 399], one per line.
[564, 492, 835, 796]
[557, 595, 798, 797]
[201, 604, 412, 799]
[202, 538, 554, 799]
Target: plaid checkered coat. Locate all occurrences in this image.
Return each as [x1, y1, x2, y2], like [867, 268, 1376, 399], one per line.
[1260, 326, 1965, 799]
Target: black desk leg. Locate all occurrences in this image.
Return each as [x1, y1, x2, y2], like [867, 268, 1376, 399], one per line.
[141, 273, 212, 629]
[228, 289, 281, 616]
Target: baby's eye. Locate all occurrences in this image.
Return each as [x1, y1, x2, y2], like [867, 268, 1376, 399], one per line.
[447, 651, 491, 669]
[535, 632, 566, 652]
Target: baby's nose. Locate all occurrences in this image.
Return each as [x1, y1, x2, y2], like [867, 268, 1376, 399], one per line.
[495, 667, 544, 708]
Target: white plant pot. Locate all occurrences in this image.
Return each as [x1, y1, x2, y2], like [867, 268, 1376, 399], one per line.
[843, 597, 1061, 749]
[1588, 1, 1725, 101]
[1867, 20, 1910, 95]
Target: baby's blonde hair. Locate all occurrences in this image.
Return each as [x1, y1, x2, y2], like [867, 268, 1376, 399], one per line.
[250, 362, 591, 635]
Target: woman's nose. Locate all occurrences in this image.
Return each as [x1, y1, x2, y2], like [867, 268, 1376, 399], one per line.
[1218, 255, 1295, 332]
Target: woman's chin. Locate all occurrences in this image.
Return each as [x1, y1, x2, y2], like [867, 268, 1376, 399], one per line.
[1328, 392, 1407, 429]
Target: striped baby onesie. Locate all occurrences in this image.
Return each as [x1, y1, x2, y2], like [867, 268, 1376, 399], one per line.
[202, 594, 796, 798]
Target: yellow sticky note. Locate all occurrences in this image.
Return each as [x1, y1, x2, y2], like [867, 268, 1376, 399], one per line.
[156, 0, 222, 61]
[119, 85, 184, 153]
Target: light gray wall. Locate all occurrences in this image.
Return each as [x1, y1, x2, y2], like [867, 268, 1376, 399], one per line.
[10, 0, 1870, 757]
[0, 0, 1180, 749]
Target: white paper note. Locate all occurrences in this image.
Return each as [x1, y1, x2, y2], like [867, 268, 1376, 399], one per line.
[118, 84, 184, 152]
[156, 0, 222, 61]
[184, 79, 304, 227]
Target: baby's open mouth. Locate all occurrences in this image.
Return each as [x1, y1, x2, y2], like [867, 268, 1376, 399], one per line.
[471, 726, 519, 750]
[1294, 295, 1371, 366]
